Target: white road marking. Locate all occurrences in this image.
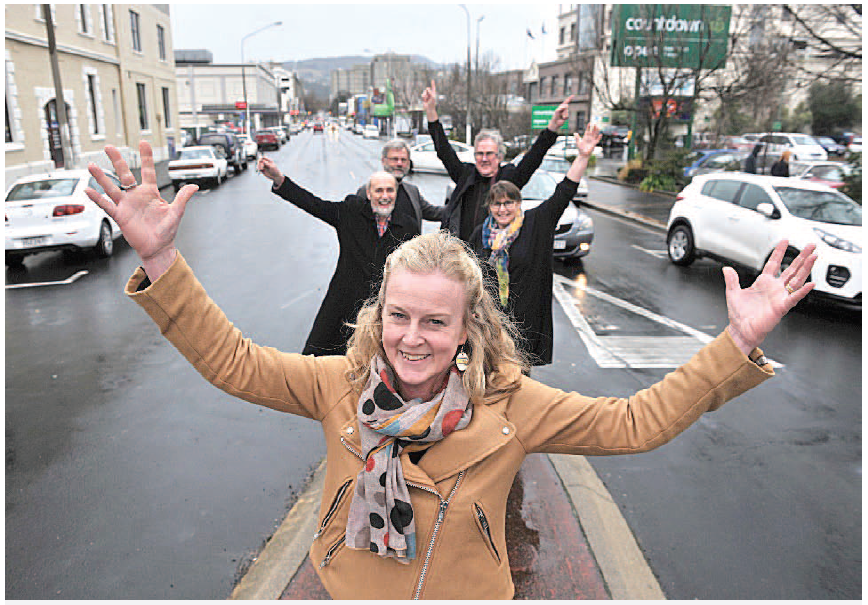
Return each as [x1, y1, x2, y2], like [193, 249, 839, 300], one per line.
[631, 245, 668, 259]
[553, 274, 781, 369]
[280, 289, 319, 309]
[5, 270, 89, 289]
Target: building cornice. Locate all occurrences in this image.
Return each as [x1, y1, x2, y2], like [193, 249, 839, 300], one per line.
[4, 29, 120, 66]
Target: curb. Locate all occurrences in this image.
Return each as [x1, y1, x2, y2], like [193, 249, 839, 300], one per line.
[229, 459, 327, 600]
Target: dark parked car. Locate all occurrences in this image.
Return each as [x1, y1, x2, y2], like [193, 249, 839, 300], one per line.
[255, 130, 280, 151]
[599, 125, 630, 148]
[196, 132, 248, 174]
[814, 136, 847, 157]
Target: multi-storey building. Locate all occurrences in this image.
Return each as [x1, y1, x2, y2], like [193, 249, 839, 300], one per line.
[5, 4, 179, 184]
[174, 49, 282, 137]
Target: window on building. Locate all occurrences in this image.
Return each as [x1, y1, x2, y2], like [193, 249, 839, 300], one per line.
[100, 5, 114, 42]
[87, 74, 99, 134]
[539, 77, 546, 98]
[130, 10, 141, 52]
[157, 25, 166, 60]
[550, 76, 558, 97]
[564, 73, 573, 95]
[136, 82, 148, 130]
[6, 101, 12, 143]
[528, 82, 537, 102]
[112, 88, 122, 134]
[559, 27, 565, 45]
[570, 23, 576, 41]
[575, 111, 586, 131]
[578, 73, 589, 95]
[35, 5, 56, 23]
[78, 4, 89, 34]
[162, 87, 172, 128]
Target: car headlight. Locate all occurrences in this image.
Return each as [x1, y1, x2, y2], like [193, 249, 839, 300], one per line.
[813, 228, 862, 253]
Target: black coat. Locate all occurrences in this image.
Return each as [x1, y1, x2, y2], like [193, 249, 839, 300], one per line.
[469, 177, 579, 366]
[770, 160, 789, 177]
[272, 177, 419, 356]
[431, 120, 558, 240]
[356, 180, 445, 228]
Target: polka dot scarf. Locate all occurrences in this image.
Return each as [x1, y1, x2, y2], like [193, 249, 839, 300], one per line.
[346, 355, 473, 564]
[482, 212, 524, 307]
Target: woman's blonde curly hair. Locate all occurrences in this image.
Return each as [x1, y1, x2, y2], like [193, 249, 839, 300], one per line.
[346, 231, 528, 403]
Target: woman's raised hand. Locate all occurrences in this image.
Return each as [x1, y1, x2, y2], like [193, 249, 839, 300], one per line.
[723, 240, 816, 355]
[574, 123, 602, 157]
[86, 140, 198, 280]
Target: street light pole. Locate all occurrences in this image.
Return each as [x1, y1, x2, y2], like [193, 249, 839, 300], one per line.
[241, 21, 282, 134]
[459, 4, 471, 145]
[475, 15, 484, 76]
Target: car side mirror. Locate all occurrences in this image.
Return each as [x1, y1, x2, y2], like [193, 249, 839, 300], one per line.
[756, 203, 779, 219]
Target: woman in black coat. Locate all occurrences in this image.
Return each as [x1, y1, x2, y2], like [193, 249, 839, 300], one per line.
[469, 124, 601, 366]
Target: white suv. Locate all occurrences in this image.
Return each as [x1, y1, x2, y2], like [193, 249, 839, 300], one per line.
[666, 173, 862, 305]
[756, 133, 827, 172]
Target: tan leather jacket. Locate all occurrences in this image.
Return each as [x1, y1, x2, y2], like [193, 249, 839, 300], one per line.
[127, 253, 773, 599]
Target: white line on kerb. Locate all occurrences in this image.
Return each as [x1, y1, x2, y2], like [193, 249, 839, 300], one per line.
[5, 270, 90, 289]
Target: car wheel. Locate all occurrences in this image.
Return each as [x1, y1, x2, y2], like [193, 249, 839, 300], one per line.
[215, 172, 223, 187]
[667, 225, 696, 266]
[95, 221, 113, 258]
[5, 253, 25, 269]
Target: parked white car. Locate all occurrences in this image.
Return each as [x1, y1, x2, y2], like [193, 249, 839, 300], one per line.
[168, 145, 229, 190]
[237, 136, 258, 161]
[757, 133, 828, 170]
[409, 140, 475, 174]
[363, 124, 380, 139]
[5, 169, 124, 267]
[666, 173, 861, 306]
[512, 152, 590, 200]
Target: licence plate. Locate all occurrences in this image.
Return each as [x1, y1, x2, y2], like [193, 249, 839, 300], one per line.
[18, 236, 49, 248]
[553, 240, 566, 250]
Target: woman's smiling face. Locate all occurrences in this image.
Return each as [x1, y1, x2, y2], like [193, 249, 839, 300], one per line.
[381, 268, 467, 402]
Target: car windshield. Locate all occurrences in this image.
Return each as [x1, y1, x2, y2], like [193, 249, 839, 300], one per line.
[774, 187, 862, 226]
[540, 157, 571, 173]
[6, 178, 79, 201]
[790, 135, 818, 146]
[179, 149, 212, 160]
[520, 171, 557, 201]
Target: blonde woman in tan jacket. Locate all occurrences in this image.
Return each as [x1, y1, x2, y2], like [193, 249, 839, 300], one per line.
[86, 142, 816, 599]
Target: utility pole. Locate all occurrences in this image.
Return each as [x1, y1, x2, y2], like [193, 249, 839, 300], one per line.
[43, 4, 75, 168]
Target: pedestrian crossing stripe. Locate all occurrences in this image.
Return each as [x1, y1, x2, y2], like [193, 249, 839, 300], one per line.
[552, 274, 782, 369]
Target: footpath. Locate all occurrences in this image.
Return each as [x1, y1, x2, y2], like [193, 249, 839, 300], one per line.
[229, 158, 677, 600]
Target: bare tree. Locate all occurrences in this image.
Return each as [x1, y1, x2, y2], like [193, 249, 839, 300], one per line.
[781, 4, 862, 84]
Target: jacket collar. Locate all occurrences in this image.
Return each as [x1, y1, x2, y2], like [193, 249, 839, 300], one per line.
[339, 402, 515, 489]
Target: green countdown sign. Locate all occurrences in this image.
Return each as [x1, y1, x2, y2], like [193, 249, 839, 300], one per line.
[610, 4, 731, 69]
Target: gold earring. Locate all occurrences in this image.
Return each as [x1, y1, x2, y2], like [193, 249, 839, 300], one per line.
[455, 346, 469, 372]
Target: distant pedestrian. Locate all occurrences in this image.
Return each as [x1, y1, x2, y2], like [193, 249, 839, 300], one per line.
[421, 80, 573, 241]
[356, 139, 444, 230]
[258, 156, 419, 356]
[770, 150, 791, 177]
[470, 124, 601, 367]
[744, 143, 762, 174]
[87, 140, 818, 599]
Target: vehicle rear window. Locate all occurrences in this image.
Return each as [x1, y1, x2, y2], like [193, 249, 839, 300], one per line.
[6, 178, 79, 201]
[773, 187, 862, 226]
[179, 149, 212, 160]
[701, 179, 743, 203]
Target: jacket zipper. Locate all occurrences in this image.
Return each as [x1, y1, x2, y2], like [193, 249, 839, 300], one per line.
[473, 503, 501, 563]
[341, 437, 466, 599]
[412, 470, 464, 599]
[319, 535, 346, 568]
[313, 479, 352, 540]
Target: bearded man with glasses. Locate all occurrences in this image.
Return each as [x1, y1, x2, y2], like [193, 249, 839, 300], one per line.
[421, 80, 573, 241]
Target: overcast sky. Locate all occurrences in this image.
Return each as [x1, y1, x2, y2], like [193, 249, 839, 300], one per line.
[169, 3, 562, 72]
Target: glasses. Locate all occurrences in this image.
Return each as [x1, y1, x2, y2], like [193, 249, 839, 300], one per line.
[475, 151, 498, 158]
[489, 200, 517, 209]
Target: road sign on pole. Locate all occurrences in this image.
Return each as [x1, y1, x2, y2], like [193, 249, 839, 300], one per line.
[531, 105, 569, 132]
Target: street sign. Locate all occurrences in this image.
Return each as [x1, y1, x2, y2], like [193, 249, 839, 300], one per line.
[531, 105, 569, 132]
[235, 101, 247, 109]
[610, 4, 731, 69]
